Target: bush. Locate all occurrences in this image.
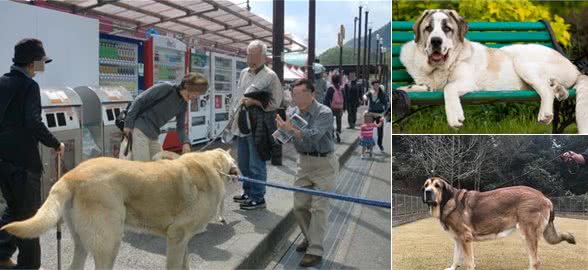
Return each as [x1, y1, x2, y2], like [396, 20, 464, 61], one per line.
[392, 0, 571, 47]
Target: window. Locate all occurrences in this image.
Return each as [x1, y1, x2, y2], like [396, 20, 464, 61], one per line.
[106, 109, 114, 121]
[46, 113, 56, 127]
[56, 113, 66, 127]
[114, 108, 121, 118]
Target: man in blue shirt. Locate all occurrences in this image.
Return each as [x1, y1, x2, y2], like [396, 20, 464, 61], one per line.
[276, 79, 338, 267]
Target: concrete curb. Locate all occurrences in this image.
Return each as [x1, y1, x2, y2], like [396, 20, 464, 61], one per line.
[236, 135, 360, 269]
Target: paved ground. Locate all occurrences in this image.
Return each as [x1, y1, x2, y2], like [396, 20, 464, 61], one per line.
[1, 109, 367, 269]
[267, 122, 391, 270]
[392, 217, 588, 270]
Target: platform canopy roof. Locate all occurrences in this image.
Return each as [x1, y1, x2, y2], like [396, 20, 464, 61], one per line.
[25, 0, 307, 55]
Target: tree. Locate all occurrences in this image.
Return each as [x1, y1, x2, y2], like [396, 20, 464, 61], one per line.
[393, 135, 587, 196]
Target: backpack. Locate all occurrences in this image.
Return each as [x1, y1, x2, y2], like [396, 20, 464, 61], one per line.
[331, 86, 344, 109]
[115, 89, 174, 132]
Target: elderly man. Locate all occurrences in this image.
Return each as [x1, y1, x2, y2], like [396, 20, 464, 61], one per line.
[276, 79, 338, 267]
[231, 40, 283, 210]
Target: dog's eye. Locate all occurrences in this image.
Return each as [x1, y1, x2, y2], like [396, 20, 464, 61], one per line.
[425, 25, 433, 32]
[443, 26, 451, 33]
[435, 184, 440, 188]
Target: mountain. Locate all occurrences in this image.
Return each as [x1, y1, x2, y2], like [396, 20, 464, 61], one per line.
[344, 21, 390, 52]
[318, 22, 390, 66]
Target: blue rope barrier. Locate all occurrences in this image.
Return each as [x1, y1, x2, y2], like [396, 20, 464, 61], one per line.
[237, 175, 391, 209]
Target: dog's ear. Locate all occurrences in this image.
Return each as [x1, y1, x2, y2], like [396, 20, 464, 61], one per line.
[440, 180, 453, 209]
[413, 10, 431, 43]
[447, 10, 468, 42]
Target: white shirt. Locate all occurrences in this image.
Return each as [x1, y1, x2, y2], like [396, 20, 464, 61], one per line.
[230, 65, 283, 136]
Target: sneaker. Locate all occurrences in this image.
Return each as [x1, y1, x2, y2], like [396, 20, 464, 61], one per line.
[240, 199, 266, 210]
[233, 193, 249, 203]
[378, 145, 385, 152]
[336, 133, 341, 143]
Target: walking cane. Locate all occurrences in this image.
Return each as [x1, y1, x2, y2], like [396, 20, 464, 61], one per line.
[56, 152, 63, 270]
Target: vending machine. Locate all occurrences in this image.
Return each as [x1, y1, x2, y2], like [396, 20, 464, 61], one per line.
[210, 53, 235, 137]
[144, 35, 187, 152]
[98, 33, 144, 97]
[188, 48, 211, 145]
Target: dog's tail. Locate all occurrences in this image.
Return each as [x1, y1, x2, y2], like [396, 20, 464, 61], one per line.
[543, 209, 576, 245]
[1, 179, 72, 238]
[574, 74, 588, 134]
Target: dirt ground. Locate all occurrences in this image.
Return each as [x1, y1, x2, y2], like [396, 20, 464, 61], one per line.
[392, 217, 588, 270]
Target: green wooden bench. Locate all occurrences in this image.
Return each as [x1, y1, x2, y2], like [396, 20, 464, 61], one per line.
[392, 20, 577, 133]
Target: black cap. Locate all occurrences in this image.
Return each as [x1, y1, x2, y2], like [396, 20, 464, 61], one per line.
[12, 38, 52, 65]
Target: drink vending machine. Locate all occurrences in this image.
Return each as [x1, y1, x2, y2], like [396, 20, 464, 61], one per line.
[98, 33, 144, 98]
[144, 35, 188, 152]
[188, 48, 211, 144]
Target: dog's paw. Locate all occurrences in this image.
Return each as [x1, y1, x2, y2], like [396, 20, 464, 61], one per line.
[538, 111, 554, 124]
[447, 114, 464, 129]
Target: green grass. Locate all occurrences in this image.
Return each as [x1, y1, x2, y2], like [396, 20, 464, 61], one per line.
[392, 217, 588, 270]
[393, 103, 578, 134]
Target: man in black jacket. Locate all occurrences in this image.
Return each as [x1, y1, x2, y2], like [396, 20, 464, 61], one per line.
[344, 72, 362, 129]
[0, 39, 64, 269]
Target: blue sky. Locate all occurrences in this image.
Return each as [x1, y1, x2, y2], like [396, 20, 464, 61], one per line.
[228, 0, 391, 54]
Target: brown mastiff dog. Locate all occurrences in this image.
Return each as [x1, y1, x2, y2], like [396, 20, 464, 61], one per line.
[422, 177, 575, 270]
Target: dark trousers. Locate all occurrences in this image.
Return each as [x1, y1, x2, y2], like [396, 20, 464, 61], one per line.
[376, 116, 384, 149]
[332, 109, 343, 134]
[0, 163, 41, 269]
[347, 105, 358, 128]
[271, 109, 286, 165]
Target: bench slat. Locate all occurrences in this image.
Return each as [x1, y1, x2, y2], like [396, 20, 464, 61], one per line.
[392, 21, 547, 31]
[392, 45, 401, 56]
[401, 90, 576, 105]
[392, 58, 403, 69]
[393, 31, 550, 43]
[392, 70, 412, 82]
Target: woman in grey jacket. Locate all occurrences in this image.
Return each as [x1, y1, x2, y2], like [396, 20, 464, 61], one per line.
[121, 73, 208, 160]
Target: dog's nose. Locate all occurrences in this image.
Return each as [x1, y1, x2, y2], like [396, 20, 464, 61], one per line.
[424, 190, 434, 203]
[430, 37, 442, 48]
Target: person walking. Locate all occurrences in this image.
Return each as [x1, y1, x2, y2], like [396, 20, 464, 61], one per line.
[344, 72, 362, 129]
[324, 74, 346, 143]
[363, 80, 389, 153]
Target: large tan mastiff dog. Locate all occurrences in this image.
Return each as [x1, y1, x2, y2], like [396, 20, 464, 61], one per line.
[1, 149, 239, 270]
[422, 177, 575, 270]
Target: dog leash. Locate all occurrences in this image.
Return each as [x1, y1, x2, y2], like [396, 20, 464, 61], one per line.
[219, 172, 392, 209]
[197, 105, 242, 152]
[56, 152, 63, 270]
[494, 153, 572, 188]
